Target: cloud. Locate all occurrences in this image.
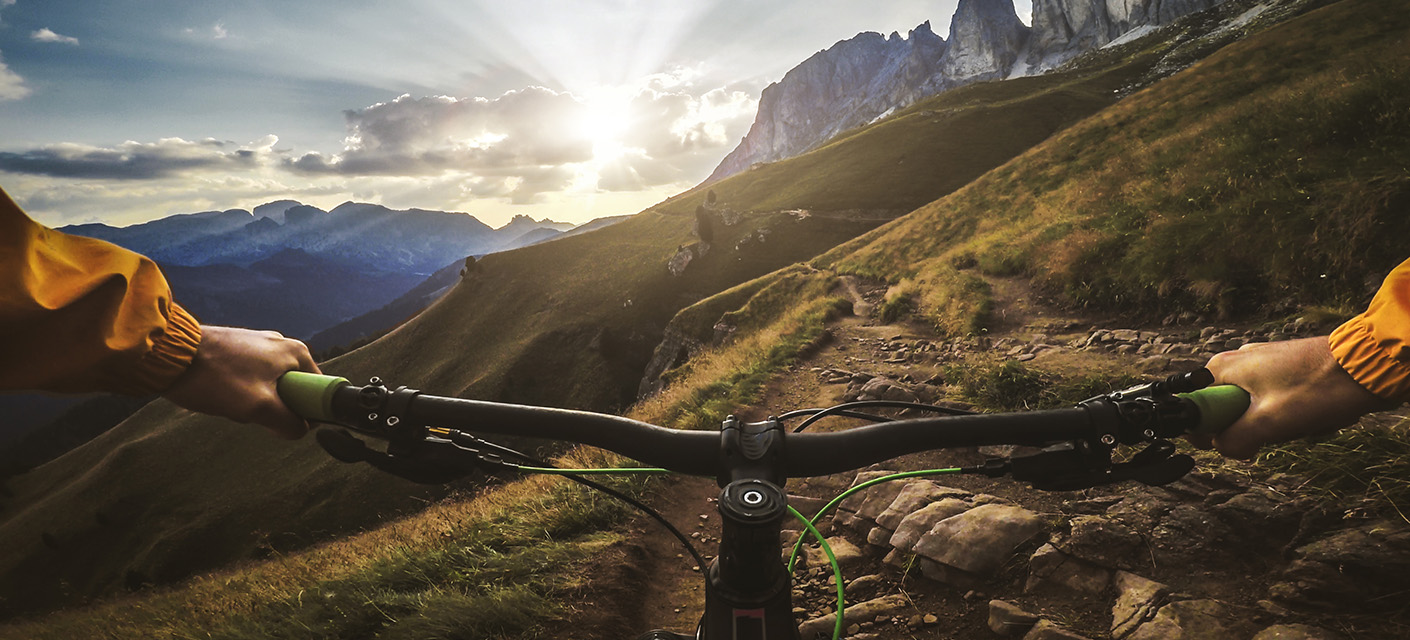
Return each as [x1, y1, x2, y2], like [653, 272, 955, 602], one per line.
[184, 22, 229, 40]
[0, 53, 28, 101]
[622, 85, 756, 160]
[0, 136, 280, 180]
[286, 89, 594, 177]
[284, 74, 756, 201]
[32, 28, 80, 46]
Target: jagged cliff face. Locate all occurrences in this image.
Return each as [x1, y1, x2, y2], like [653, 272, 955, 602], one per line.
[707, 0, 1225, 183]
[938, 0, 1030, 86]
[707, 24, 948, 182]
[1025, 0, 1221, 70]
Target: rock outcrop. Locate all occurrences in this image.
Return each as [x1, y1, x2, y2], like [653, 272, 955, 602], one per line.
[1023, 0, 1222, 71]
[707, 0, 1230, 183]
[938, 0, 1031, 86]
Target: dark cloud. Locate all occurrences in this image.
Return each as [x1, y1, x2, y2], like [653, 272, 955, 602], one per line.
[0, 137, 277, 180]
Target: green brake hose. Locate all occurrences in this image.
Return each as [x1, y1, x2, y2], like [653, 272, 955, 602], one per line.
[789, 505, 844, 640]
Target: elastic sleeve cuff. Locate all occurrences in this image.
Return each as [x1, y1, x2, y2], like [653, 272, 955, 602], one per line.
[117, 302, 203, 395]
[1330, 317, 1410, 402]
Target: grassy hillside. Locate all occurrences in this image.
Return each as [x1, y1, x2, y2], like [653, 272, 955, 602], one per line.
[820, 0, 1410, 331]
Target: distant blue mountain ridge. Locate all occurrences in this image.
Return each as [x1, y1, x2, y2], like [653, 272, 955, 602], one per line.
[62, 200, 574, 275]
[60, 200, 579, 340]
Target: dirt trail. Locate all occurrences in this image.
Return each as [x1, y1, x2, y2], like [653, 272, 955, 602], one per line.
[629, 275, 1020, 638]
[609, 273, 1408, 640]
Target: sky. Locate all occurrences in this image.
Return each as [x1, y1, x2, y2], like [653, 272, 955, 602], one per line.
[0, 0, 1031, 228]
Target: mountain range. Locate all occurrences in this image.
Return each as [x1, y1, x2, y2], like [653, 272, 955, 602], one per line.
[64, 201, 575, 275]
[707, 0, 1224, 181]
[60, 201, 583, 339]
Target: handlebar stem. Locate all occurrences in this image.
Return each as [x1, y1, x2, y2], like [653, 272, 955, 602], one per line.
[704, 479, 800, 640]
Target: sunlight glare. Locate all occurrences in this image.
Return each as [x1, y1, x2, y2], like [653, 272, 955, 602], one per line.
[577, 89, 635, 164]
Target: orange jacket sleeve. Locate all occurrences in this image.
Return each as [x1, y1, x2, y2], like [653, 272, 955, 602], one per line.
[0, 188, 202, 395]
[1330, 257, 1410, 402]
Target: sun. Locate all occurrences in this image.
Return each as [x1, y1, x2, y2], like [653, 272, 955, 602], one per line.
[577, 90, 635, 164]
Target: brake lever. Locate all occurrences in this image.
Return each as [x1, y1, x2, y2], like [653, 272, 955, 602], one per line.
[315, 428, 490, 485]
[1110, 440, 1196, 486]
[1004, 439, 1194, 490]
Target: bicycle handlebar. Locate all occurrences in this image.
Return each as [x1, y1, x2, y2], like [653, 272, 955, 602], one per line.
[277, 370, 1251, 640]
[277, 371, 1250, 477]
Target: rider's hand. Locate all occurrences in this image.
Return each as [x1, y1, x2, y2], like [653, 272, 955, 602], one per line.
[1194, 336, 1391, 459]
[162, 325, 320, 439]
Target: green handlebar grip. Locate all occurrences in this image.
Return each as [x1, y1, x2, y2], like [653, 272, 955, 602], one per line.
[1177, 385, 1251, 435]
[278, 371, 350, 423]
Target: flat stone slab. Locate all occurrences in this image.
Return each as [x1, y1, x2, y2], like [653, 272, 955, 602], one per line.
[913, 503, 1045, 575]
[889, 498, 971, 552]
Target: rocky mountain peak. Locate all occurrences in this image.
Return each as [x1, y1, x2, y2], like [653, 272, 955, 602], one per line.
[939, 0, 1030, 84]
[1025, 0, 1222, 71]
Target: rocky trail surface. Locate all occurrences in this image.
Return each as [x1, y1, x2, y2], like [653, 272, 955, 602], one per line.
[611, 275, 1410, 640]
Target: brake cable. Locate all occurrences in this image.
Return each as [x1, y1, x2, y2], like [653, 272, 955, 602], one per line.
[781, 399, 975, 433]
[425, 427, 710, 572]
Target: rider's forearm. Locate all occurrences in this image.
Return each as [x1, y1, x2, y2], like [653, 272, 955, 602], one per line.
[0, 187, 202, 395]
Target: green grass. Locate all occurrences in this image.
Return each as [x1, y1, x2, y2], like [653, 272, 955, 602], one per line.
[0, 448, 646, 640]
[644, 268, 852, 431]
[947, 359, 1145, 412]
[1254, 417, 1410, 522]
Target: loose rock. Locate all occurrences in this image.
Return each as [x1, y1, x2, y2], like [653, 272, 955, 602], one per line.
[1023, 619, 1094, 640]
[1026, 543, 1111, 594]
[874, 481, 967, 530]
[1058, 515, 1146, 571]
[1125, 599, 1254, 640]
[889, 498, 971, 552]
[1111, 571, 1170, 640]
[989, 599, 1040, 637]
[797, 594, 908, 639]
[1252, 623, 1343, 640]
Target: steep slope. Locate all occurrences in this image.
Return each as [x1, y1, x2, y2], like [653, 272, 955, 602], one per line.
[818, 0, 1409, 329]
[306, 259, 470, 354]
